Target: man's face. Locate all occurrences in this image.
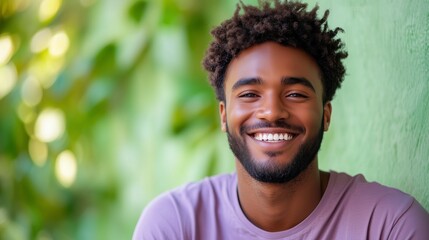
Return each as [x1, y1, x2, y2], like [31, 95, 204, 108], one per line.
[220, 42, 331, 183]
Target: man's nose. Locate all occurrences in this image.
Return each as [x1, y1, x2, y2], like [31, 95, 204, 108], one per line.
[255, 95, 289, 122]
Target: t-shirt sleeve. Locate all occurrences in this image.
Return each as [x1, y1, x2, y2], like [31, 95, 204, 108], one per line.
[388, 198, 429, 240]
[132, 193, 183, 240]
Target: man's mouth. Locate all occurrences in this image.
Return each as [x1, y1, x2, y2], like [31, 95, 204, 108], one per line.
[252, 132, 295, 142]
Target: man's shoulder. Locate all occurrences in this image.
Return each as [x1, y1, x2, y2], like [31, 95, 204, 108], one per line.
[169, 172, 236, 200]
[331, 171, 413, 202]
[331, 171, 417, 212]
[328, 171, 429, 238]
[133, 173, 237, 239]
[132, 173, 237, 239]
[147, 172, 236, 211]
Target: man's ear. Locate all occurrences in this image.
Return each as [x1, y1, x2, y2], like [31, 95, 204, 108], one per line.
[219, 101, 227, 132]
[323, 102, 332, 131]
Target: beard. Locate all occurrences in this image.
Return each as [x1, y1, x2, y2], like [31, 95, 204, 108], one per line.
[226, 118, 324, 184]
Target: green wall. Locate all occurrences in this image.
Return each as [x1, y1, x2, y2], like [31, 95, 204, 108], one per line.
[310, 0, 429, 209]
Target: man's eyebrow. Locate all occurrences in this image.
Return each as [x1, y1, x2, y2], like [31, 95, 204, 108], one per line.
[281, 77, 316, 93]
[231, 77, 262, 91]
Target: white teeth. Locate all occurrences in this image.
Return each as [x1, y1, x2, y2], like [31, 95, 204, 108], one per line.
[254, 133, 293, 142]
[273, 134, 279, 141]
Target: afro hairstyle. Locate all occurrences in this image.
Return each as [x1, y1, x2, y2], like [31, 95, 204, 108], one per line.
[202, 0, 348, 103]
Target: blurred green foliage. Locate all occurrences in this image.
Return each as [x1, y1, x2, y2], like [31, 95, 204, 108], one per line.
[0, 0, 258, 239]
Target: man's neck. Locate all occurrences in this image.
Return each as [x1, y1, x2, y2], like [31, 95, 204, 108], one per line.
[236, 160, 329, 232]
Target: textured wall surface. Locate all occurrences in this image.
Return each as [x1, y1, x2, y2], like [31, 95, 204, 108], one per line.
[308, 0, 429, 210]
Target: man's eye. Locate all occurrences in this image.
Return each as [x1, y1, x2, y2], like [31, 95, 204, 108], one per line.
[239, 93, 258, 98]
[287, 93, 307, 98]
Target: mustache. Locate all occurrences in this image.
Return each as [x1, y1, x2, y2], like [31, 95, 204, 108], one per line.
[240, 119, 304, 134]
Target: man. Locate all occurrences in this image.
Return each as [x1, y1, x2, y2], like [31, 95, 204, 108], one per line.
[133, 0, 429, 239]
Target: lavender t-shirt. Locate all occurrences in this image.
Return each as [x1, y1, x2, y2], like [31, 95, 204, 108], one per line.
[133, 172, 429, 239]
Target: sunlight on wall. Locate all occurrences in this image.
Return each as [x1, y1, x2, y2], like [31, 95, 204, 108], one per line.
[0, 63, 17, 100]
[0, 35, 14, 65]
[55, 150, 77, 187]
[34, 108, 65, 143]
[28, 138, 48, 166]
[31, 28, 53, 53]
[21, 75, 43, 107]
[0, 35, 17, 100]
[39, 0, 62, 22]
[28, 56, 63, 89]
[17, 102, 36, 124]
[49, 31, 69, 57]
[29, 28, 68, 89]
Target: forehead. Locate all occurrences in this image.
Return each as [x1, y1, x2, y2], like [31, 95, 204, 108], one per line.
[224, 42, 323, 94]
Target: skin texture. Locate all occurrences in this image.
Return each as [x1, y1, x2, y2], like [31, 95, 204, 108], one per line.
[219, 42, 331, 231]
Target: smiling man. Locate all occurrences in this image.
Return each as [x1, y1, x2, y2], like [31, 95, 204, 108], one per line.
[133, 1, 429, 239]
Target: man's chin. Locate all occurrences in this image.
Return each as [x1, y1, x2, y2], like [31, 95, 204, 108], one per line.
[248, 149, 294, 167]
[240, 158, 299, 184]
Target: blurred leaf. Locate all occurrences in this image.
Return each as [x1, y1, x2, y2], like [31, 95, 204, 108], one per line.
[92, 43, 117, 76]
[128, 0, 148, 23]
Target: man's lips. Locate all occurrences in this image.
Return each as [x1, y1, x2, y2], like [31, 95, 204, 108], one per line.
[241, 121, 303, 144]
[254, 132, 294, 141]
[246, 128, 299, 143]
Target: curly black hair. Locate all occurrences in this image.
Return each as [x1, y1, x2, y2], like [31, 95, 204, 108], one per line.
[203, 0, 348, 103]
